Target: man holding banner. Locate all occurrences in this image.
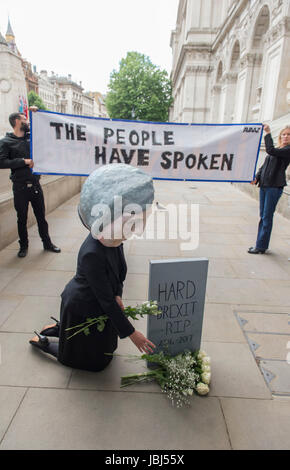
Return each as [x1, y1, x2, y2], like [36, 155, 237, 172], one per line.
[0, 110, 61, 258]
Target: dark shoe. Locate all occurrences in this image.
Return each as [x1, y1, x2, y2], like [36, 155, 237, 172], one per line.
[29, 331, 50, 352]
[248, 247, 266, 254]
[43, 244, 61, 253]
[40, 317, 60, 337]
[18, 247, 28, 258]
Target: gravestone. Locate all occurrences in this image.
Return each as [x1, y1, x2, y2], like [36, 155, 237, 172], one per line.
[147, 258, 208, 356]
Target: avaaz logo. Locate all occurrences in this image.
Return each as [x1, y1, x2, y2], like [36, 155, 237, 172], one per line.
[243, 127, 260, 133]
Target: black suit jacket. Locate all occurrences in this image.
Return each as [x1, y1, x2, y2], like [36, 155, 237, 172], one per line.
[62, 234, 134, 339]
[256, 134, 290, 188]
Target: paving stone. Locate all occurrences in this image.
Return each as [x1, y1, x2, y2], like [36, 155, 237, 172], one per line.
[201, 216, 249, 226]
[206, 278, 288, 306]
[1, 296, 61, 333]
[199, 223, 242, 234]
[263, 280, 290, 307]
[45, 253, 78, 272]
[230, 258, 290, 280]
[126, 255, 162, 274]
[69, 350, 160, 393]
[29, 217, 81, 237]
[129, 240, 182, 256]
[2, 270, 73, 297]
[236, 311, 288, 334]
[246, 333, 290, 360]
[178, 244, 244, 259]
[0, 388, 231, 450]
[202, 341, 271, 399]
[0, 333, 71, 388]
[0, 295, 24, 329]
[200, 232, 246, 246]
[0, 268, 22, 293]
[0, 248, 57, 270]
[207, 259, 236, 278]
[259, 360, 290, 395]
[122, 273, 148, 300]
[0, 386, 27, 443]
[220, 397, 290, 450]
[202, 304, 245, 343]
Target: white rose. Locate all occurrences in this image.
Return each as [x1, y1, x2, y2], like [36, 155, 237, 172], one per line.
[202, 356, 211, 366]
[187, 389, 193, 396]
[202, 364, 211, 373]
[198, 350, 207, 360]
[201, 372, 211, 385]
[196, 383, 210, 396]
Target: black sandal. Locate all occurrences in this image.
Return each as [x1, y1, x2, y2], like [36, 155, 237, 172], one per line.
[40, 317, 60, 337]
[29, 331, 50, 352]
[248, 247, 266, 254]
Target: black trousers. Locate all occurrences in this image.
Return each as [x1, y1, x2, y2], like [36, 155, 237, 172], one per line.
[13, 182, 51, 248]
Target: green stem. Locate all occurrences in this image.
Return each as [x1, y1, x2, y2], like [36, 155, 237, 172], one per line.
[65, 321, 90, 331]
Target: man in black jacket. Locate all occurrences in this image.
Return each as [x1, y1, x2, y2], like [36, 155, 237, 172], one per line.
[0, 111, 61, 257]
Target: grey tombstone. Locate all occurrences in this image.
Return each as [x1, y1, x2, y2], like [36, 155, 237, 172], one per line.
[147, 258, 209, 356]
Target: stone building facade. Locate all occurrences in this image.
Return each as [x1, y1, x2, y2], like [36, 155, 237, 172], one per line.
[170, 0, 290, 217]
[0, 32, 27, 137]
[38, 72, 107, 118]
[87, 91, 108, 118]
[170, 0, 290, 130]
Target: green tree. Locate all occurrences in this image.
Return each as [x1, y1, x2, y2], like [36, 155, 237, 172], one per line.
[28, 90, 47, 110]
[106, 52, 173, 122]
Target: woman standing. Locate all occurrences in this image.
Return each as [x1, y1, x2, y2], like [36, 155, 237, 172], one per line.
[248, 124, 290, 254]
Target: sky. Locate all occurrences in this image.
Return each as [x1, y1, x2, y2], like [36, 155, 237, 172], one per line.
[0, 0, 179, 94]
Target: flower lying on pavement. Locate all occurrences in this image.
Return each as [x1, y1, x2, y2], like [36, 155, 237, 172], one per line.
[196, 382, 210, 396]
[120, 349, 211, 408]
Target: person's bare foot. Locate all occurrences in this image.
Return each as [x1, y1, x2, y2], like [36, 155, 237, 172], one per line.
[42, 323, 57, 331]
[30, 334, 39, 343]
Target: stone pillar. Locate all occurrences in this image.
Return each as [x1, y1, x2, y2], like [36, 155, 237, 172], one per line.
[221, 72, 238, 123]
[238, 52, 263, 122]
[0, 43, 27, 137]
[182, 65, 212, 123]
[210, 85, 221, 123]
[264, 17, 290, 120]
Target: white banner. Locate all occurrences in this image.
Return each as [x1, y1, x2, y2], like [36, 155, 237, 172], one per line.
[31, 111, 263, 182]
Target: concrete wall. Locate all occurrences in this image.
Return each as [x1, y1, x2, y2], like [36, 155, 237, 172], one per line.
[0, 175, 83, 250]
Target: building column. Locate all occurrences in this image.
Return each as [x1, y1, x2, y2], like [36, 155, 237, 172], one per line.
[220, 72, 238, 123]
[182, 65, 212, 123]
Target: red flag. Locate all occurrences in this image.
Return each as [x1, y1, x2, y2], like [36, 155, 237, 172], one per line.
[23, 97, 28, 119]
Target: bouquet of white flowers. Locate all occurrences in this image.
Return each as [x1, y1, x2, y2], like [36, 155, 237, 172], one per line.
[65, 301, 160, 339]
[120, 349, 211, 407]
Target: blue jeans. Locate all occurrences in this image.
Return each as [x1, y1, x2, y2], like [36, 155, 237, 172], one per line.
[256, 187, 283, 251]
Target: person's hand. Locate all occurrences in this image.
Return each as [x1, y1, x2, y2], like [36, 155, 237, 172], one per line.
[29, 106, 38, 112]
[24, 159, 34, 168]
[250, 178, 257, 185]
[115, 296, 124, 311]
[263, 123, 271, 134]
[129, 330, 156, 354]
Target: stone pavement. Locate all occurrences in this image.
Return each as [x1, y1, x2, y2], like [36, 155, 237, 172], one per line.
[0, 180, 290, 450]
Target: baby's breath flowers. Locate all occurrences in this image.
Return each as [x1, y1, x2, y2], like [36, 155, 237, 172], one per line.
[66, 301, 160, 339]
[121, 349, 211, 408]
